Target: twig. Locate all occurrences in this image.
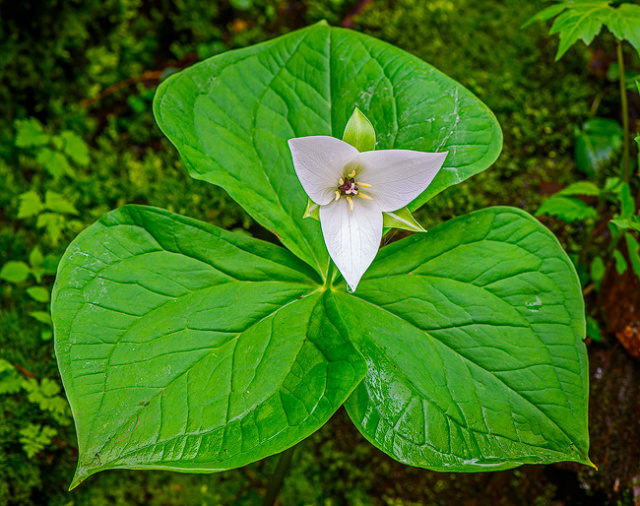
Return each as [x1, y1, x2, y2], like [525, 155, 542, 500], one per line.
[79, 71, 163, 108]
[15, 363, 36, 380]
[79, 52, 199, 108]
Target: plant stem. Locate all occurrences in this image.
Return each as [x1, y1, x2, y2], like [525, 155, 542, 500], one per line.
[262, 444, 297, 506]
[323, 261, 336, 291]
[617, 40, 630, 183]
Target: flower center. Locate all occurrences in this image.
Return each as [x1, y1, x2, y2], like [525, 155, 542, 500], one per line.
[333, 170, 373, 211]
[338, 178, 359, 196]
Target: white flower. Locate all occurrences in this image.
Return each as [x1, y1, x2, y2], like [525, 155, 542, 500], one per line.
[288, 136, 448, 291]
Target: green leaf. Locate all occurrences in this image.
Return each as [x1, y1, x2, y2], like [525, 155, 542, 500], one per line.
[551, 3, 606, 60]
[36, 212, 66, 245]
[613, 249, 628, 275]
[26, 286, 50, 303]
[43, 254, 61, 275]
[610, 218, 640, 233]
[343, 107, 376, 152]
[590, 256, 605, 290]
[620, 183, 634, 219]
[22, 377, 71, 425]
[19, 424, 57, 459]
[586, 315, 603, 342]
[522, 3, 570, 28]
[230, 0, 252, 9]
[154, 23, 502, 275]
[625, 233, 640, 278]
[52, 135, 64, 151]
[36, 148, 74, 179]
[574, 118, 623, 176]
[557, 181, 601, 197]
[0, 360, 23, 395]
[15, 118, 50, 148]
[60, 131, 90, 166]
[0, 359, 15, 375]
[604, 176, 624, 194]
[28, 311, 52, 325]
[44, 190, 79, 215]
[602, 3, 640, 54]
[338, 207, 590, 470]
[382, 207, 427, 233]
[18, 191, 45, 219]
[536, 196, 597, 222]
[526, 1, 640, 59]
[52, 205, 366, 488]
[0, 261, 31, 284]
[29, 246, 44, 268]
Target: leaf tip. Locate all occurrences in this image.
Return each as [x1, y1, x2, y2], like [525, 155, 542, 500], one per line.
[70, 459, 99, 490]
[69, 475, 83, 491]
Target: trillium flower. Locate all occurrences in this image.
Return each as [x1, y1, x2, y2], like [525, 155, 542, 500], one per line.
[288, 135, 448, 291]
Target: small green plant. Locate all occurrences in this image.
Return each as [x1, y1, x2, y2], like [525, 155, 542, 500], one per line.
[536, 175, 640, 286]
[524, 0, 640, 182]
[17, 190, 82, 245]
[19, 424, 58, 459]
[15, 117, 90, 180]
[0, 361, 71, 458]
[0, 246, 59, 285]
[22, 378, 72, 426]
[1, 244, 59, 340]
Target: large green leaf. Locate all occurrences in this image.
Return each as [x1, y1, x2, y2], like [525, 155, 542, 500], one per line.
[154, 22, 502, 276]
[337, 207, 590, 471]
[52, 206, 366, 488]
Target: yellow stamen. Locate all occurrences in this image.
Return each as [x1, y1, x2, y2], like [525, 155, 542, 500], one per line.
[346, 196, 354, 211]
[347, 170, 356, 178]
[357, 192, 373, 201]
[356, 181, 372, 188]
[339, 178, 344, 185]
[334, 191, 341, 202]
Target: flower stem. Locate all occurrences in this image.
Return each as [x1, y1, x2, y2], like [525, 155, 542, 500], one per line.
[262, 444, 297, 506]
[323, 261, 336, 291]
[617, 40, 630, 183]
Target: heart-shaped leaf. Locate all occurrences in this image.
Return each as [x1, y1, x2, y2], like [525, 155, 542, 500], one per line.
[337, 207, 590, 471]
[154, 22, 502, 276]
[52, 206, 366, 488]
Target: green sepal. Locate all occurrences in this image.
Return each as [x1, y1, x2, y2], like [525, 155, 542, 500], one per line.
[303, 199, 320, 221]
[382, 207, 427, 233]
[342, 107, 376, 152]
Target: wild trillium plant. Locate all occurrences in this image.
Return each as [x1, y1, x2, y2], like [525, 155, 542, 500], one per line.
[52, 22, 592, 495]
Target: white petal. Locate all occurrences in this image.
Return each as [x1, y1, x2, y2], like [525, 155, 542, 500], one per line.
[288, 136, 359, 205]
[357, 150, 448, 212]
[319, 198, 383, 292]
